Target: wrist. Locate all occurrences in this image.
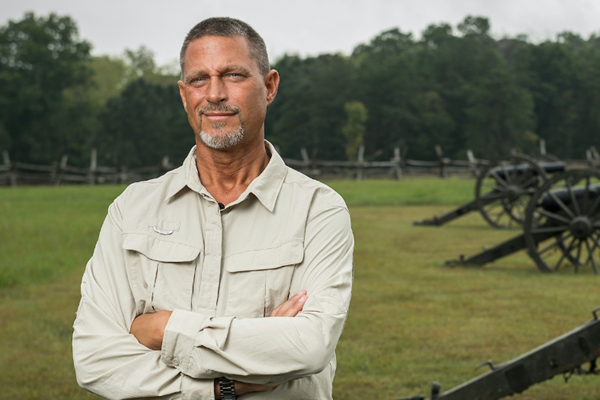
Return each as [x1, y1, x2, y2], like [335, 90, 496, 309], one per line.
[219, 377, 236, 400]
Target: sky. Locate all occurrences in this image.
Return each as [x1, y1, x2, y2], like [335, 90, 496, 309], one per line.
[2, 0, 600, 68]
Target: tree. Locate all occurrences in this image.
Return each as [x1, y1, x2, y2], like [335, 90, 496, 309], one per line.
[0, 12, 92, 164]
[96, 78, 192, 168]
[342, 101, 367, 160]
[267, 54, 354, 161]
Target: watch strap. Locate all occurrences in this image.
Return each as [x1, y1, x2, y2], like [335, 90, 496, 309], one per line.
[219, 377, 236, 400]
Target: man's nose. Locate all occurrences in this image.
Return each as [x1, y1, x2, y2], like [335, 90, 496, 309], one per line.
[206, 77, 227, 103]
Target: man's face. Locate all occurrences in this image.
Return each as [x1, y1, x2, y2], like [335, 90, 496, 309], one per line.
[178, 35, 278, 150]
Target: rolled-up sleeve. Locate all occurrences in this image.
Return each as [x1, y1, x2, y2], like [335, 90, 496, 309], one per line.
[160, 206, 354, 385]
[72, 199, 216, 400]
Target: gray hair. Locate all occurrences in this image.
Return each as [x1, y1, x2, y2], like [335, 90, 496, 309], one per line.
[180, 17, 270, 79]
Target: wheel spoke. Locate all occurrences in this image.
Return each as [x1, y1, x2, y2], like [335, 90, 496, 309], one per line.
[481, 192, 508, 202]
[520, 175, 539, 189]
[573, 242, 580, 273]
[553, 237, 577, 271]
[535, 208, 572, 224]
[549, 190, 575, 219]
[586, 194, 600, 218]
[583, 176, 591, 213]
[483, 182, 504, 191]
[590, 233, 600, 250]
[531, 225, 569, 234]
[566, 178, 582, 216]
[538, 232, 573, 255]
[585, 239, 599, 274]
[490, 169, 509, 188]
[501, 164, 513, 185]
[492, 206, 508, 224]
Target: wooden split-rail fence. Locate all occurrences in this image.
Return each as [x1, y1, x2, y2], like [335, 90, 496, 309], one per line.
[1, 143, 599, 187]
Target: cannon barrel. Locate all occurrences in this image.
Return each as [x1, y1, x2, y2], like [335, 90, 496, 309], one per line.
[540, 184, 600, 212]
[490, 161, 565, 180]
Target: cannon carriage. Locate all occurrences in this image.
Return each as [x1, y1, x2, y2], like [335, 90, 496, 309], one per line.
[415, 154, 566, 229]
[446, 169, 600, 274]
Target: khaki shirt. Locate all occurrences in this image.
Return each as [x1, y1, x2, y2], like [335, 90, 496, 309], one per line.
[73, 142, 354, 400]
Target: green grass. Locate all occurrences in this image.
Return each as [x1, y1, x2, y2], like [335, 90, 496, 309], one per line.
[1, 180, 599, 399]
[324, 177, 476, 206]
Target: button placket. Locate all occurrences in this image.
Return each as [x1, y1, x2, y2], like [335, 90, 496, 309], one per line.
[195, 201, 222, 316]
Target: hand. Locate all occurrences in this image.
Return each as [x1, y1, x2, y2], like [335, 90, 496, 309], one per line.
[130, 310, 172, 350]
[213, 292, 307, 398]
[270, 289, 307, 317]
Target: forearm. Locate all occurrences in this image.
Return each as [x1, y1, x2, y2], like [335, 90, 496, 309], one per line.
[161, 206, 353, 384]
[161, 306, 346, 384]
[73, 201, 215, 399]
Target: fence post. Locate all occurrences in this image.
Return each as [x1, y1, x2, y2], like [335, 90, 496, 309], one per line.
[393, 146, 402, 180]
[53, 155, 68, 186]
[435, 145, 446, 178]
[88, 148, 97, 185]
[2, 151, 16, 187]
[539, 139, 546, 156]
[357, 145, 365, 181]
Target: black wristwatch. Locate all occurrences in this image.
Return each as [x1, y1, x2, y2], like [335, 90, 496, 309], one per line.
[219, 377, 236, 400]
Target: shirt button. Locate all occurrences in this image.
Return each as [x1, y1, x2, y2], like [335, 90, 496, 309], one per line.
[172, 358, 180, 366]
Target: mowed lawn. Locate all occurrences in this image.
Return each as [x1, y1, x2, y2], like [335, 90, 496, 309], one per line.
[1, 179, 599, 399]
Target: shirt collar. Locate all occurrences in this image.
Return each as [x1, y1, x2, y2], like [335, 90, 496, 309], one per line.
[165, 140, 287, 212]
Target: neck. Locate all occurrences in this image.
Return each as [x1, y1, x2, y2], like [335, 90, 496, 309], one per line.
[195, 134, 270, 206]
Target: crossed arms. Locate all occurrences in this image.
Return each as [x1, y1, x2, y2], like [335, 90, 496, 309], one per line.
[72, 197, 353, 399]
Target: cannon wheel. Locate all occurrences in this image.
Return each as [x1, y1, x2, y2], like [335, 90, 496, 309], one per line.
[475, 154, 547, 229]
[523, 169, 600, 274]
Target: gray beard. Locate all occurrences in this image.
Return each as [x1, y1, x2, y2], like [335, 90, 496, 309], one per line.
[198, 113, 245, 150]
[199, 126, 245, 149]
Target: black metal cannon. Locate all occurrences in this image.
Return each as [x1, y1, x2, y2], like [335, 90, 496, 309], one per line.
[397, 307, 600, 400]
[446, 169, 600, 274]
[414, 154, 566, 229]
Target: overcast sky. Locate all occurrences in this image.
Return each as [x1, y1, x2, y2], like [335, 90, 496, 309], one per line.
[2, 0, 600, 67]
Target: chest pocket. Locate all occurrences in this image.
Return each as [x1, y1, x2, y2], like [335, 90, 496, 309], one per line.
[123, 233, 201, 314]
[223, 240, 304, 318]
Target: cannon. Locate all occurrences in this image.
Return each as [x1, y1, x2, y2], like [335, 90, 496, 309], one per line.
[446, 169, 600, 274]
[397, 307, 600, 400]
[414, 154, 566, 229]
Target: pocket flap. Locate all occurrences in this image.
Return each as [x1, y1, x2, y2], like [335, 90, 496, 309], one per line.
[123, 233, 201, 262]
[225, 240, 304, 272]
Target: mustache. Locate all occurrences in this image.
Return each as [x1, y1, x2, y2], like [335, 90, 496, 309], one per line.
[198, 104, 241, 116]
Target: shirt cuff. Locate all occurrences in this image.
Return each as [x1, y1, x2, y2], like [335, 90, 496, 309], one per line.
[161, 309, 208, 372]
[181, 376, 215, 400]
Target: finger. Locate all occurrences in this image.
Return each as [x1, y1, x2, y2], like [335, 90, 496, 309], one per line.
[270, 291, 302, 317]
[271, 291, 307, 317]
[274, 290, 305, 316]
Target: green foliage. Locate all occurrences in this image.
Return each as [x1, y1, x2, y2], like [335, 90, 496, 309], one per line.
[342, 101, 367, 160]
[0, 12, 92, 164]
[96, 78, 193, 168]
[267, 53, 354, 160]
[2, 12, 600, 167]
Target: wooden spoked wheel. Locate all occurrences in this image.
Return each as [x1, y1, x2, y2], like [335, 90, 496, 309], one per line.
[523, 169, 600, 274]
[475, 154, 547, 229]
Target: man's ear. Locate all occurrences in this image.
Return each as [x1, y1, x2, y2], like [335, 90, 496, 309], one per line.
[264, 70, 280, 105]
[178, 80, 188, 112]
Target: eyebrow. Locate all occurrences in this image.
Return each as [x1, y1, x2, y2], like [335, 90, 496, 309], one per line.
[185, 65, 252, 82]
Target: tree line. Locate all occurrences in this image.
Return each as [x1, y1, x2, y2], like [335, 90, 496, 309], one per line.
[1, 12, 599, 168]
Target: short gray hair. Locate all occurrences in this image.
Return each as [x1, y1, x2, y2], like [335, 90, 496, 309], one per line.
[180, 17, 270, 79]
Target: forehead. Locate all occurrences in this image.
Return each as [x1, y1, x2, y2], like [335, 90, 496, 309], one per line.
[183, 35, 257, 73]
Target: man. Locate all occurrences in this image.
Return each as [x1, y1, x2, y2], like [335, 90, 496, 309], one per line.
[73, 17, 353, 399]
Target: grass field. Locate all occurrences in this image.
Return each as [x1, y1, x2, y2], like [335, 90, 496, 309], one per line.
[1, 179, 599, 399]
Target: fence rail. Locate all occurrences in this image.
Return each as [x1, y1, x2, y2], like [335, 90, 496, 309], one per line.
[2, 144, 599, 187]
